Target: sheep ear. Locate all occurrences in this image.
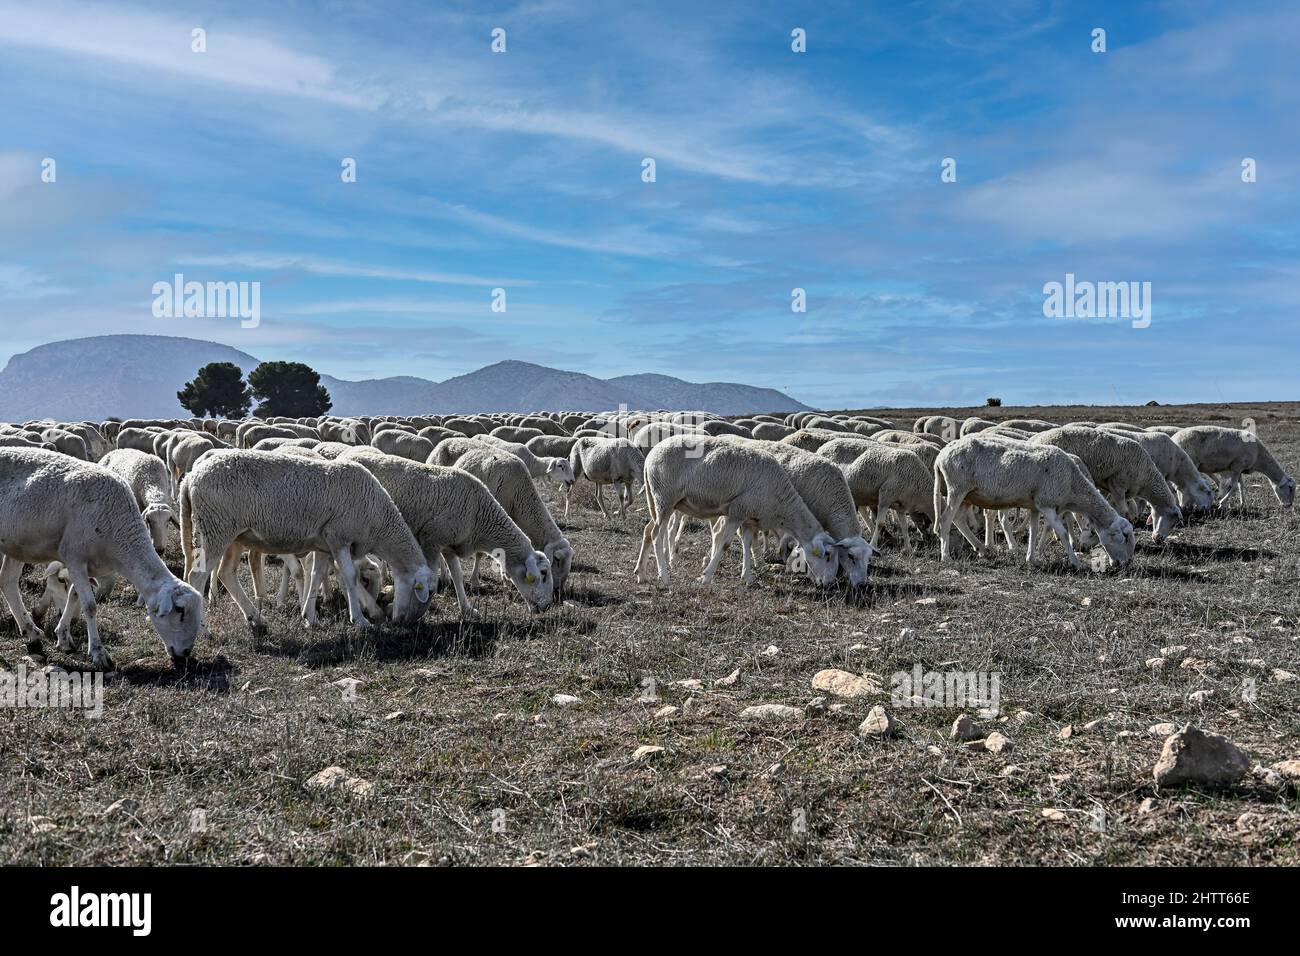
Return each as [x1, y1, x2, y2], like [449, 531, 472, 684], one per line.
[155, 588, 175, 617]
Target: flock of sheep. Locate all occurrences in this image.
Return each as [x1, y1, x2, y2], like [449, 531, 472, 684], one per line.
[0, 406, 1293, 671]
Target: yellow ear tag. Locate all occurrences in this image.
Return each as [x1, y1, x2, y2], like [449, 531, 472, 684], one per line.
[525, 573, 536, 584]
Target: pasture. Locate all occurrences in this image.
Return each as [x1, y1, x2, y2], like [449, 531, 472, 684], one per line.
[2, 401, 1297, 866]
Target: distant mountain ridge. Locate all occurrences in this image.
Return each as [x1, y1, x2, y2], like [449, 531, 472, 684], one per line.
[0, 335, 813, 420]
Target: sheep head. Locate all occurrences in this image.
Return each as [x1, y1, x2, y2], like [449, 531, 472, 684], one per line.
[148, 580, 204, 666]
[508, 550, 555, 613]
[1274, 475, 1296, 508]
[802, 531, 840, 587]
[834, 536, 873, 587]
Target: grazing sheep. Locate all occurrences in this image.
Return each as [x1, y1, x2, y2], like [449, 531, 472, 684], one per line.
[823, 440, 935, 553]
[339, 448, 554, 617]
[447, 446, 575, 601]
[751, 442, 873, 585]
[490, 425, 545, 444]
[41, 428, 90, 460]
[633, 435, 840, 588]
[371, 430, 436, 463]
[567, 437, 645, 519]
[100, 448, 176, 551]
[1030, 426, 1181, 542]
[751, 422, 796, 441]
[1097, 425, 1215, 510]
[0, 448, 203, 668]
[526, 434, 580, 460]
[933, 435, 1135, 568]
[1172, 426, 1295, 510]
[180, 450, 435, 631]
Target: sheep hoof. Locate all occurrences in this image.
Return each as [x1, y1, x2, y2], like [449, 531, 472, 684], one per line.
[24, 638, 47, 663]
[55, 630, 76, 653]
[249, 620, 269, 639]
[90, 648, 115, 671]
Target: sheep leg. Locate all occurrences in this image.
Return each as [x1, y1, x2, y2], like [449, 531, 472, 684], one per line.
[935, 486, 970, 561]
[248, 550, 269, 605]
[650, 513, 674, 587]
[332, 548, 372, 629]
[948, 504, 987, 557]
[595, 483, 608, 518]
[63, 562, 111, 670]
[0, 556, 44, 648]
[1216, 470, 1243, 509]
[564, 485, 571, 519]
[900, 509, 914, 554]
[699, 516, 739, 585]
[739, 525, 758, 585]
[618, 483, 629, 519]
[214, 544, 264, 631]
[54, 583, 83, 652]
[443, 554, 481, 620]
[1040, 507, 1082, 569]
[300, 553, 331, 627]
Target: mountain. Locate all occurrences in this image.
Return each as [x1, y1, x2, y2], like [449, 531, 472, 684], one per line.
[0, 335, 813, 420]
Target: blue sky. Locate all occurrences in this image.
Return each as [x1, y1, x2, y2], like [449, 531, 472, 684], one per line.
[0, 0, 1296, 409]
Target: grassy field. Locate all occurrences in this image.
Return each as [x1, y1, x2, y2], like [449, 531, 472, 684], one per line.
[2, 401, 1297, 866]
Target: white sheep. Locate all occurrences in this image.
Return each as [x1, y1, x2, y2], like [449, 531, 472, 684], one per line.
[0, 448, 203, 668]
[1097, 425, 1215, 510]
[1030, 426, 1181, 542]
[339, 448, 554, 617]
[441, 446, 575, 602]
[633, 435, 840, 588]
[567, 437, 645, 519]
[933, 435, 1135, 569]
[100, 448, 176, 551]
[820, 439, 935, 553]
[179, 450, 435, 632]
[1172, 426, 1295, 510]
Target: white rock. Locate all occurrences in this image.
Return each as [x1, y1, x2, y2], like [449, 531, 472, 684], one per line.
[739, 704, 804, 723]
[858, 705, 895, 737]
[1152, 725, 1249, 789]
[551, 694, 581, 707]
[632, 745, 665, 762]
[811, 669, 881, 698]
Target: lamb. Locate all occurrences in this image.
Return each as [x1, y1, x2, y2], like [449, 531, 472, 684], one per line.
[445, 446, 575, 601]
[1172, 426, 1295, 510]
[338, 448, 554, 617]
[633, 435, 840, 588]
[567, 437, 645, 519]
[933, 435, 1135, 568]
[1030, 426, 1181, 542]
[100, 448, 176, 551]
[1097, 425, 1215, 510]
[0, 448, 203, 668]
[179, 450, 435, 631]
[822, 440, 935, 553]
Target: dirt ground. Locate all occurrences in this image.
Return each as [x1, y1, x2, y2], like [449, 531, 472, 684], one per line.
[1, 401, 1297, 865]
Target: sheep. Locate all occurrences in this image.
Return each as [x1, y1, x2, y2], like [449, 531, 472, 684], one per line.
[0, 434, 55, 451]
[115, 426, 168, 454]
[526, 434, 580, 460]
[0, 448, 203, 669]
[338, 448, 554, 617]
[444, 446, 575, 601]
[959, 417, 997, 436]
[417, 425, 462, 449]
[1145, 425, 1184, 437]
[490, 425, 545, 444]
[251, 436, 320, 453]
[471, 435, 575, 487]
[371, 430, 436, 463]
[823, 440, 935, 553]
[751, 422, 795, 441]
[179, 450, 435, 632]
[933, 435, 1135, 568]
[633, 435, 840, 588]
[100, 448, 176, 552]
[746, 441, 872, 585]
[567, 437, 645, 519]
[1172, 426, 1295, 510]
[1097, 425, 1215, 510]
[779, 428, 853, 452]
[444, 417, 489, 436]
[918, 416, 960, 441]
[998, 419, 1058, 433]
[237, 423, 306, 449]
[1030, 426, 1181, 542]
[41, 428, 90, 460]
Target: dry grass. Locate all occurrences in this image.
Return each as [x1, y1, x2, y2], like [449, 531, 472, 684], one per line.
[2, 401, 1297, 865]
